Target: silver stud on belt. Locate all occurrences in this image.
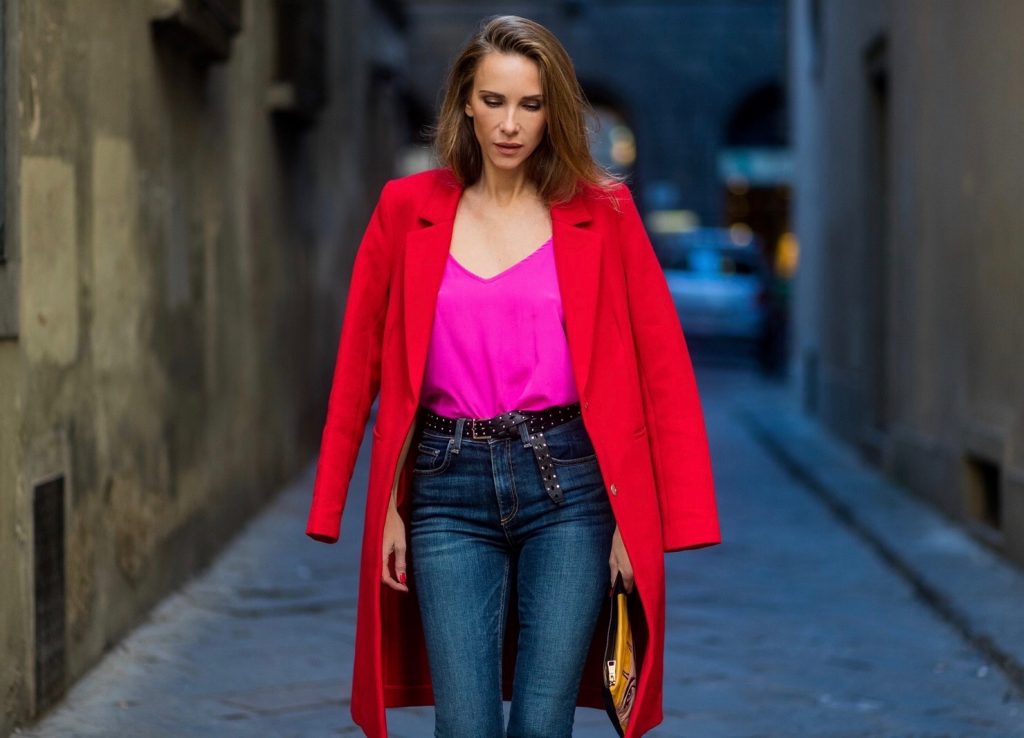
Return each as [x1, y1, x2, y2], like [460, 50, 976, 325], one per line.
[417, 402, 582, 505]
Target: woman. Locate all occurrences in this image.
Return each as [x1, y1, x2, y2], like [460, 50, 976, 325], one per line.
[306, 15, 721, 738]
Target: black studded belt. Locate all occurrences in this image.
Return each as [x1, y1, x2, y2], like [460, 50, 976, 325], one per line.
[416, 401, 583, 505]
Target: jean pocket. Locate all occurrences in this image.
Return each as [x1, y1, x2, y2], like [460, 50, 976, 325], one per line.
[544, 419, 598, 466]
[412, 434, 455, 476]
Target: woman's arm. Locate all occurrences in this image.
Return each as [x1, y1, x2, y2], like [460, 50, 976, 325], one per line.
[307, 180, 396, 544]
[390, 421, 416, 509]
[616, 185, 722, 552]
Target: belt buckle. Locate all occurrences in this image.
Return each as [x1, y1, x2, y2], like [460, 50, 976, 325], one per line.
[469, 419, 492, 440]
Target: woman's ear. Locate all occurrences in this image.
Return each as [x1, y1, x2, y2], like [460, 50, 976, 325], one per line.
[464, 102, 473, 118]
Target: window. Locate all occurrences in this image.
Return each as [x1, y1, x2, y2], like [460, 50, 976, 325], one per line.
[151, 0, 243, 65]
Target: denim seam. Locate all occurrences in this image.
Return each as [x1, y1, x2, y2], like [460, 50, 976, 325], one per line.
[411, 437, 454, 476]
[416, 442, 441, 457]
[499, 440, 519, 525]
[550, 452, 598, 467]
[496, 555, 511, 708]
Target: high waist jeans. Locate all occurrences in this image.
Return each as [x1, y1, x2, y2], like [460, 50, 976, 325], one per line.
[408, 411, 617, 738]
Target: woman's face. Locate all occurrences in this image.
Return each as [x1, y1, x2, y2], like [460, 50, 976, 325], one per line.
[464, 52, 547, 175]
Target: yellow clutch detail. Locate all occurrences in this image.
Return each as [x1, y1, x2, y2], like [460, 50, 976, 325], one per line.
[602, 571, 639, 736]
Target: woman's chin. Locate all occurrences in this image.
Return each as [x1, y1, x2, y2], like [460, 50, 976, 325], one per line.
[486, 155, 529, 173]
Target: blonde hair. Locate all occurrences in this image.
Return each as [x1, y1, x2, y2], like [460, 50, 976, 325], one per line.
[430, 15, 621, 204]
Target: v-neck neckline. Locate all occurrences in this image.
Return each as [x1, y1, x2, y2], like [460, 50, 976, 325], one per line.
[448, 238, 552, 283]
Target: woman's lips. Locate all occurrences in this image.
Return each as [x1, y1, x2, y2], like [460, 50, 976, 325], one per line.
[495, 142, 523, 155]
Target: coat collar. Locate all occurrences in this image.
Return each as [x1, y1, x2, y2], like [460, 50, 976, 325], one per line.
[403, 168, 602, 402]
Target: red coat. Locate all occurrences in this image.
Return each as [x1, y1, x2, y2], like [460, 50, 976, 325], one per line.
[306, 167, 721, 738]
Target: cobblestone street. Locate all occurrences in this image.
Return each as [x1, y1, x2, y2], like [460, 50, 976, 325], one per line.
[16, 365, 1024, 737]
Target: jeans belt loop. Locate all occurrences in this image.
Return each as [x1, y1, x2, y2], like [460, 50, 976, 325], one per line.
[452, 417, 466, 454]
[416, 403, 580, 507]
[516, 417, 532, 446]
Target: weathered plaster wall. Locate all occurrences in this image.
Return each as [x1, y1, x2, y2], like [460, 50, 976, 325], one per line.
[1, 0, 406, 731]
[789, 0, 1024, 567]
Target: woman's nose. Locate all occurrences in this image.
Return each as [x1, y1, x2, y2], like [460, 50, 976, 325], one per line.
[500, 108, 518, 134]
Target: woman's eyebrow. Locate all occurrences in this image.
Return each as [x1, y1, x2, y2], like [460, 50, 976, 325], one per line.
[478, 90, 544, 100]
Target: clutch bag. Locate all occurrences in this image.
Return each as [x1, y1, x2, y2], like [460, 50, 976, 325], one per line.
[602, 570, 640, 736]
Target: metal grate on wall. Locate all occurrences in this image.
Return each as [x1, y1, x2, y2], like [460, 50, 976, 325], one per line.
[33, 476, 67, 713]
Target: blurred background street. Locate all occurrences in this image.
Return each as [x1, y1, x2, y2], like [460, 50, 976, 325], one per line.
[2, 0, 1024, 736]
[14, 363, 1024, 737]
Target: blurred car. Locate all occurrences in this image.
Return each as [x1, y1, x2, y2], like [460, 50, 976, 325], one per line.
[651, 227, 771, 343]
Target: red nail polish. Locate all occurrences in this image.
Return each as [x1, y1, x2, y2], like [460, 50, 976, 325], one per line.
[399, 572, 407, 584]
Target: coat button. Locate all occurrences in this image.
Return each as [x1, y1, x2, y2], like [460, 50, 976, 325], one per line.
[584, 401, 590, 410]
[610, 483, 618, 496]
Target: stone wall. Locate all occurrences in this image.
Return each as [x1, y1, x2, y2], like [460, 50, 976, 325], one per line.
[789, 0, 1024, 567]
[0, 0, 409, 731]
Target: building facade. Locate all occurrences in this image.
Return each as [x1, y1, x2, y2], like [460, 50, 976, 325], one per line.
[404, 0, 788, 227]
[0, 0, 410, 731]
[788, 0, 1024, 566]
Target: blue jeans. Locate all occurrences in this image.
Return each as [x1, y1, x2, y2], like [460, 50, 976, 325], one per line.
[409, 411, 617, 738]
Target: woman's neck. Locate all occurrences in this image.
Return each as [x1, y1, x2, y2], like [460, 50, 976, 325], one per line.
[473, 164, 536, 207]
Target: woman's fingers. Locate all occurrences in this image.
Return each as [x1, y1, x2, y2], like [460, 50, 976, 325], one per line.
[609, 557, 635, 594]
[381, 507, 410, 593]
[394, 542, 408, 587]
[621, 567, 635, 594]
[610, 528, 636, 594]
[381, 538, 409, 593]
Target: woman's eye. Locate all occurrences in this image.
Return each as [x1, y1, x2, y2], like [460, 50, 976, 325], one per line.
[480, 98, 540, 111]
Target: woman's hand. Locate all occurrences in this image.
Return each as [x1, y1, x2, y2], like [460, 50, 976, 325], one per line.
[609, 524, 634, 594]
[382, 503, 409, 593]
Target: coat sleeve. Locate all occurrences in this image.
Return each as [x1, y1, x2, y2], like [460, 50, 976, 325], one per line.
[306, 180, 395, 544]
[616, 184, 722, 552]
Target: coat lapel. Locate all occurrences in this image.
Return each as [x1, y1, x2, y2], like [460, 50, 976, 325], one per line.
[403, 171, 601, 404]
[551, 194, 601, 402]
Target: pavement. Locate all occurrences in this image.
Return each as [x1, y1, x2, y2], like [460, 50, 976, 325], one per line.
[14, 360, 1024, 737]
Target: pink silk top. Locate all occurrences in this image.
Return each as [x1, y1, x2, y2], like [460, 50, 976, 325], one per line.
[419, 237, 580, 419]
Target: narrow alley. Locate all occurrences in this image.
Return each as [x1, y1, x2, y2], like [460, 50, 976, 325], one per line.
[16, 362, 1024, 737]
